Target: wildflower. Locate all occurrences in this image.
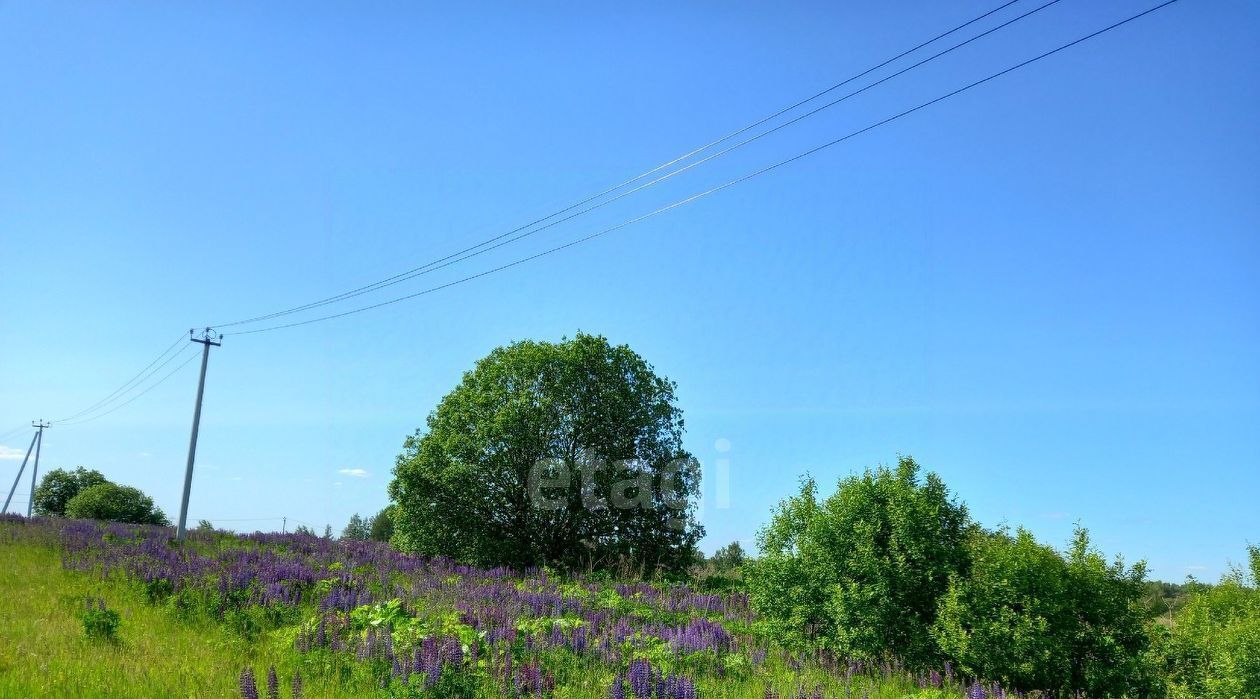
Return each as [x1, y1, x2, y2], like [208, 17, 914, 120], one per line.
[238, 668, 258, 699]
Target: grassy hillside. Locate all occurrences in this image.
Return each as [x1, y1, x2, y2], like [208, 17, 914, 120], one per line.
[0, 516, 988, 699]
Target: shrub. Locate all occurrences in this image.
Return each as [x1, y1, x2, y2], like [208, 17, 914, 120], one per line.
[934, 527, 1159, 696]
[81, 598, 121, 642]
[745, 457, 970, 666]
[1163, 546, 1260, 698]
[64, 482, 169, 525]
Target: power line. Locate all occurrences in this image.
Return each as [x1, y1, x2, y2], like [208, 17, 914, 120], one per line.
[210, 0, 1031, 330]
[0, 426, 29, 443]
[49, 332, 190, 424]
[214, 0, 1066, 333]
[226, 0, 1182, 337]
[57, 347, 201, 426]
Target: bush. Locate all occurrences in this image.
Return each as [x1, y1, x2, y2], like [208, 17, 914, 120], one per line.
[81, 598, 121, 642]
[64, 482, 169, 526]
[1163, 546, 1260, 698]
[33, 467, 108, 516]
[745, 457, 970, 666]
[934, 527, 1159, 696]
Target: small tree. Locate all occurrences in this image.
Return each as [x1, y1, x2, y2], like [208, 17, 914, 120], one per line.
[745, 457, 970, 666]
[33, 467, 108, 516]
[711, 541, 746, 572]
[341, 513, 370, 541]
[64, 482, 168, 526]
[293, 524, 316, 537]
[195, 519, 216, 532]
[369, 505, 396, 542]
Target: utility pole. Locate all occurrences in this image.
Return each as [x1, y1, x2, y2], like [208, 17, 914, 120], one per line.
[27, 421, 49, 517]
[176, 328, 221, 542]
[3, 429, 39, 514]
[282, 516, 286, 534]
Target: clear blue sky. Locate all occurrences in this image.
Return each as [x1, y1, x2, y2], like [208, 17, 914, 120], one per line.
[2, 1, 1256, 581]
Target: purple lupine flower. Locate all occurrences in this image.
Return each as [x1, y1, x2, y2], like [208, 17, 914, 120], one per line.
[265, 666, 278, 699]
[628, 658, 652, 699]
[291, 672, 303, 699]
[238, 668, 258, 699]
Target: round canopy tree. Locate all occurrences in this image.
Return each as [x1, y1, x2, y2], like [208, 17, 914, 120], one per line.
[33, 466, 108, 516]
[388, 333, 703, 574]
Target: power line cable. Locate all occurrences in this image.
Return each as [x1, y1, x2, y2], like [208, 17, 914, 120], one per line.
[211, 0, 1031, 330]
[50, 332, 190, 424]
[0, 426, 30, 443]
[229, 0, 1073, 329]
[226, 0, 1181, 337]
[215, 0, 1066, 332]
[57, 346, 201, 426]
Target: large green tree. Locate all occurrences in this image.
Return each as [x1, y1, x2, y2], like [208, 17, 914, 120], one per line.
[388, 333, 703, 574]
[64, 482, 169, 526]
[745, 457, 971, 666]
[33, 467, 109, 516]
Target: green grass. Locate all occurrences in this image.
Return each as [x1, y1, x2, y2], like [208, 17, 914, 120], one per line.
[0, 525, 957, 698]
[0, 539, 379, 698]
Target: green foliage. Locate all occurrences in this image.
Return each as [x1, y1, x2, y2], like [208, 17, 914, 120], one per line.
[349, 599, 407, 630]
[369, 504, 396, 543]
[710, 541, 746, 572]
[933, 527, 1158, 697]
[81, 599, 121, 642]
[389, 333, 704, 574]
[1142, 579, 1192, 620]
[1163, 546, 1260, 698]
[342, 513, 370, 541]
[195, 519, 216, 532]
[745, 458, 970, 666]
[292, 524, 316, 536]
[64, 482, 169, 526]
[33, 467, 108, 517]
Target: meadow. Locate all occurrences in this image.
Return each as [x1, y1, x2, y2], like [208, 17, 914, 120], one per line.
[0, 515, 999, 699]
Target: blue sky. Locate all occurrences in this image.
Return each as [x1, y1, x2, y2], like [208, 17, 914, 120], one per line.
[1, 1, 1256, 581]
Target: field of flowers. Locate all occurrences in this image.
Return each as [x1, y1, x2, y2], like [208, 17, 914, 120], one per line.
[0, 515, 1013, 698]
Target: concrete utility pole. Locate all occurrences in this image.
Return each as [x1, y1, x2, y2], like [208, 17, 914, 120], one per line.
[3, 429, 40, 514]
[27, 421, 49, 517]
[176, 328, 221, 542]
